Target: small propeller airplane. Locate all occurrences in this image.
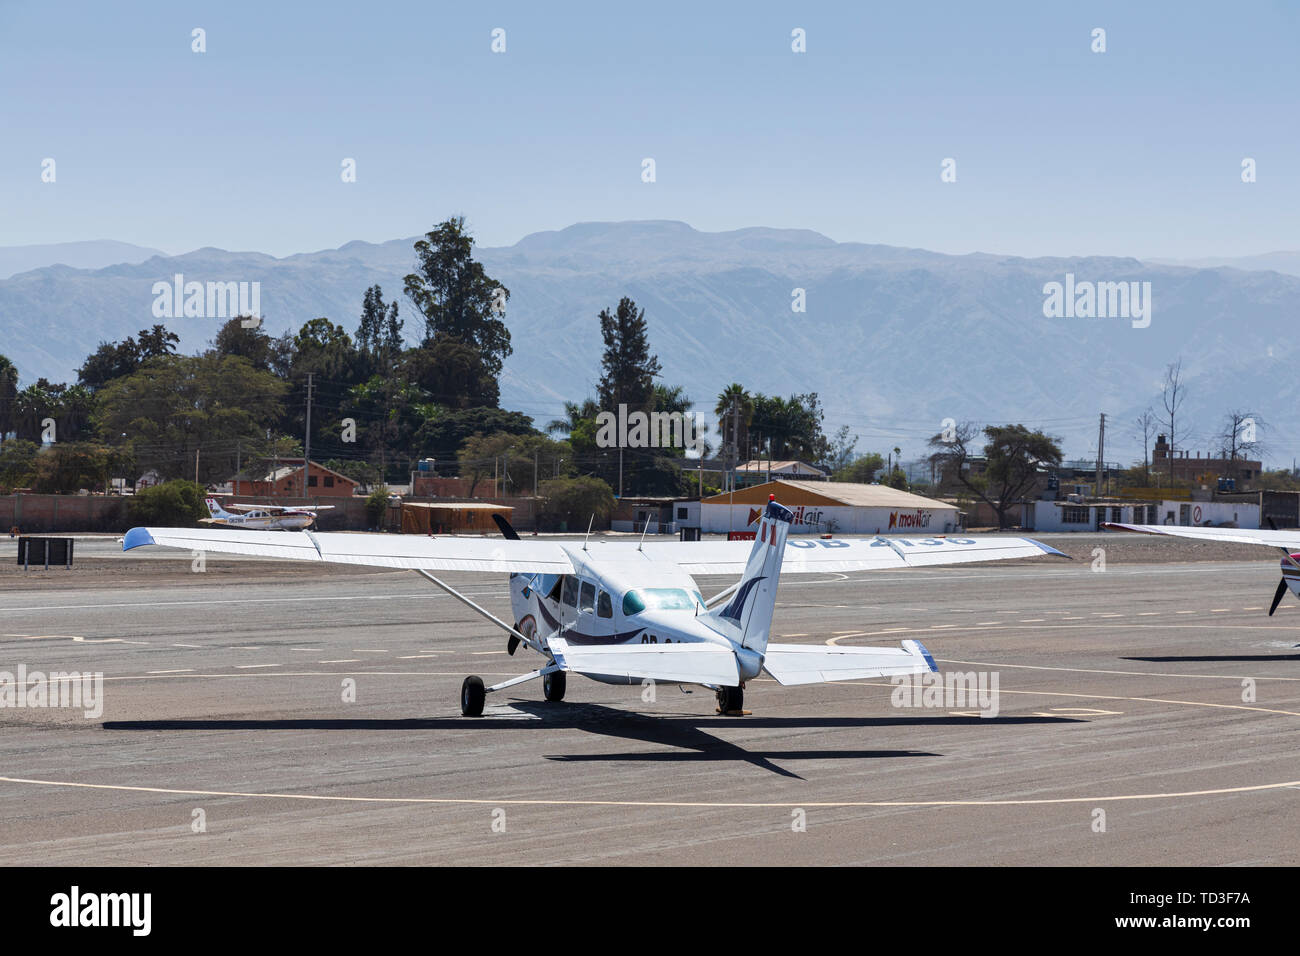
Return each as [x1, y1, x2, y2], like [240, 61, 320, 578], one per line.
[125, 496, 1066, 716]
[1106, 521, 1300, 616]
[203, 497, 333, 531]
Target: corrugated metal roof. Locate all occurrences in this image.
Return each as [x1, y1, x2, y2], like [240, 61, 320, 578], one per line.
[701, 479, 956, 510]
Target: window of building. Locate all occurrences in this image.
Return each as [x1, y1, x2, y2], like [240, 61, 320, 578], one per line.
[1062, 506, 1089, 524]
[308, 475, 318, 487]
[677, 507, 687, 519]
[324, 476, 335, 488]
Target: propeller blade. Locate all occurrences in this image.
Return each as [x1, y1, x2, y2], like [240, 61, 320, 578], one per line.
[1269, 578, 1289, 617]
[492, 513, 521, 540]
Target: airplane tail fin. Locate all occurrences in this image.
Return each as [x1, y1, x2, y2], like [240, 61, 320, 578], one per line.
[204, 497, 229, 519]
[706, 498, 793, 656]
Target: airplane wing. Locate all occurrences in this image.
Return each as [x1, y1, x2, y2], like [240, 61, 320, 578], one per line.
[225, 503, 334, 512]
[122, 526, 574, 573]
[620, 534, 1065, 575]
[547, 637, 739, 686]
[762, 638, 937, 686]
[1105, 523, 1300, 550]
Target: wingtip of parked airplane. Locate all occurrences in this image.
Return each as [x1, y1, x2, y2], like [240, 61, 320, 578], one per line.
[122, 527, 156, 551]
[1026, 537, 1070, 559]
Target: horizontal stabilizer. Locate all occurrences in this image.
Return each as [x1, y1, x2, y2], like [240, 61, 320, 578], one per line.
[762, 639, 938, 686]
[548, 637, 739, 686]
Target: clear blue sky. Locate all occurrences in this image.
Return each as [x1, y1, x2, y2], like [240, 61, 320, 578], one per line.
[2, 0, 1296, 258]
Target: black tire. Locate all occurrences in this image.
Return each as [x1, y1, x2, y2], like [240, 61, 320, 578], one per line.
[716, 685, 744, 713]
[461, 676, 486, 717]
[543, 670, 567, 702]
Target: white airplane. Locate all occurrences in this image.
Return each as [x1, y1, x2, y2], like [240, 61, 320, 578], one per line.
[1107, 521, 1300, 616]
[124, 497, 1065, 716]
[203, 497, 333, 531]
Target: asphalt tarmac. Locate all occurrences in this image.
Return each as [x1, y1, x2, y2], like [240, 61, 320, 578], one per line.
[1, 536, 1297, 865]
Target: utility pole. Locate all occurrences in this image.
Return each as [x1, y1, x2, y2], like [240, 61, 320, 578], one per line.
[1096, 412, 1106, 499]
[302, 372, 314, 499]
[194, 447, 200, 485]
[618, 447, 623, 499]
[533, 449, 539, 497]
[235, 441, 240, 496]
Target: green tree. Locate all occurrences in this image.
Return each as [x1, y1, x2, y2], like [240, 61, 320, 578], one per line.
[537, 476, 615, 532]
[403, 216, 511, 387]
[31, 442, 114, 493]
[597, 296, 660, 412]
[0, 354, 18, 438]
[78, 325, 180, 390]
[929, 422, 1063, 529]
[415, 406, 537, 461]
[750, 392, 825, 461]
[0, 438, 39, 492]
[458, 431, 572, 497]
[357, 284, 404, 377]
[403, 338, 499, 409]
[211, 317, 275, 371]
[834, 452, 885, 483]
[97, 354, 287, 483]
[128, 479, 207, 526]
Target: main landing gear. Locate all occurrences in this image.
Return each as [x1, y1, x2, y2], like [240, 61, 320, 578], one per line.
[543, 669, 567, 702]
[461, 676, 486, 717]
[716, 684, 745, 715]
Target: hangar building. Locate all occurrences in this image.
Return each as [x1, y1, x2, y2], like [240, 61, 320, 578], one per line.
[694, 480, 961, 535]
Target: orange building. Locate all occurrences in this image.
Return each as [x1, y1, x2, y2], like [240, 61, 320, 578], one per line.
[232, 459, 359, 497]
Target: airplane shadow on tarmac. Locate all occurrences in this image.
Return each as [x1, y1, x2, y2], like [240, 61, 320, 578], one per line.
[1123, 654, 1300, 663]
[103, 702, 1081, 779]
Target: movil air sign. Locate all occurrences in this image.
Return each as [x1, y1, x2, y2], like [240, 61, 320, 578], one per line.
[888, 509, 933, 531]
[748, 505, 825, 528]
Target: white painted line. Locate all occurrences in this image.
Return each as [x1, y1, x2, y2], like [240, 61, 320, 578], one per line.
[318, 659, 361, 664]
[146, 669, 193, 675]
[234, 664, 280, 669]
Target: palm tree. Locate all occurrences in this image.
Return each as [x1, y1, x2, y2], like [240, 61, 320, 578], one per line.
[547, 398, 600, 437]
[714, 383, 753, 460]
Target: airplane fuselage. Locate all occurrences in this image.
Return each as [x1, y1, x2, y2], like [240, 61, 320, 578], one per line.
[509, 546, 754, 684]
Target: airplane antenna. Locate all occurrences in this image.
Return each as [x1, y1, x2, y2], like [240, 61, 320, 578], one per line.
[582, 513, 594, 551]
[637, 517, 651, 551]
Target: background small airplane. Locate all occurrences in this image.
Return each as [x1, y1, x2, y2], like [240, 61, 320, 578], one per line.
[1107, 522, 1300, 616]
[128, 496, 1065, 716]
[202, 497, 333, 531]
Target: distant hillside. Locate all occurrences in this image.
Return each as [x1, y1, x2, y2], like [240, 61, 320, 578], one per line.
[1, 222, 1297, 463]
[0, 240, 167, 280]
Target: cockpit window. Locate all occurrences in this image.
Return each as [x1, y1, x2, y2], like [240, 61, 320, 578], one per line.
[621, 588, 696, 615]
[561, 575, 578, 608]
[579, 580, 596, 612]
[597, 590, 613, 618]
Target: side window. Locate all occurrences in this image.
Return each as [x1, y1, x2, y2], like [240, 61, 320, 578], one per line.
[561, 575, 578, 608]
[597, 591, 613, 618]
[579, 580, 596, 612]
[546, 575, 563, 602]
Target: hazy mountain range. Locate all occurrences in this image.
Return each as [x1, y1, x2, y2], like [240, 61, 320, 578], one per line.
[2, 222, 1298, 466]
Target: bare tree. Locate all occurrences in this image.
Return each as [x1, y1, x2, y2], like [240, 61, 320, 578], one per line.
[1133, 407, 1156, 484]
[1159, 359, 1187, 485]
[1216, 410, 1264, 482]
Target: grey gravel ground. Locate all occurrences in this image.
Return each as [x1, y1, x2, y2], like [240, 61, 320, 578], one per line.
[0, 533, 1297, 865]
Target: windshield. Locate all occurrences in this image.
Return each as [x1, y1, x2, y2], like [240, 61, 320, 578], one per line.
[622, 588, 700, 615]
